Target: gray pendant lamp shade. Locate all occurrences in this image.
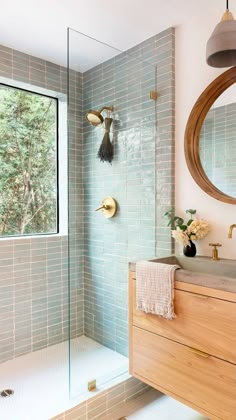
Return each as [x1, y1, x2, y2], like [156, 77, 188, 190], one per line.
[206, 6, 236, 68]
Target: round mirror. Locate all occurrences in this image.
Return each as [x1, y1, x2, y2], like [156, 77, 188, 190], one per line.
[199, 84, 236, 198]
[185, 66, 236, 204]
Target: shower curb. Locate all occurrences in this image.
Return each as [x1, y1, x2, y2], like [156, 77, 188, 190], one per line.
[50, 376, 150, 420]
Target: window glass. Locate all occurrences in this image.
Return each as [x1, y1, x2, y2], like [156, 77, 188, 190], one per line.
[0, 84, 58, 236]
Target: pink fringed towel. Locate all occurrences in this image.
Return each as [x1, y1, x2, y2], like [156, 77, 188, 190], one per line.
[136, 261, 180, 320]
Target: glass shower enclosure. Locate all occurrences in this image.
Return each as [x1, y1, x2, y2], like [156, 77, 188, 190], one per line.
[67, 28, 157, 399]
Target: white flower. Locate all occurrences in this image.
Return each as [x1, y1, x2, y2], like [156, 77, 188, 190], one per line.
[172, 227, 190, 246]
[187, 219, 210, 240]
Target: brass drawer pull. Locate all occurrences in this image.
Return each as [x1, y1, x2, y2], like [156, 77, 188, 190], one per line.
[189, 347, 210, 358]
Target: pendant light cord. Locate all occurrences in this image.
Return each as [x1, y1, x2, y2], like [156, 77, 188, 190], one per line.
[226, 0, 229, 10]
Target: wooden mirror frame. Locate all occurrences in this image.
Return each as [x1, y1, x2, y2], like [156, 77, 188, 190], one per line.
[184, 66, 236, 205]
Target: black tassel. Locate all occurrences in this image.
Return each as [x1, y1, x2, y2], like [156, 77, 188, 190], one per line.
[97, 117, 114, 163]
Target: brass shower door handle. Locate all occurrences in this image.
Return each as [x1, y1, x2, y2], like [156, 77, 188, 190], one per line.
[95, 197, 117, 218]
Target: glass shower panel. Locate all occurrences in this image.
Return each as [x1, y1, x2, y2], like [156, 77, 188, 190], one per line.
[67, 28, 157, 399]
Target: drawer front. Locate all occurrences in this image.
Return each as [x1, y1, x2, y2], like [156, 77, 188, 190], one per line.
[132, 327, 236, 420]
[132, 280, 236, 363]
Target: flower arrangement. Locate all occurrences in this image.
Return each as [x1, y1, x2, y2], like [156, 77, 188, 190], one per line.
[164, 208, 210, 247]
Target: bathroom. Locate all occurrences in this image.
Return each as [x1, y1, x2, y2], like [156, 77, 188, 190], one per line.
[0, 1, 235, 419]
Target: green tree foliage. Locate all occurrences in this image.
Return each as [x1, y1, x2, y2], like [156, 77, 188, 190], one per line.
[0, 85, 57, 236]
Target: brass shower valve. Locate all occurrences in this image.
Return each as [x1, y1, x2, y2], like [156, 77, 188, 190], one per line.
[95, 196, 117, 218]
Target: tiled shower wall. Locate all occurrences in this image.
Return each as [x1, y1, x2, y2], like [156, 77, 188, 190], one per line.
[200, 103, 236, 197]
[0, 45, 83, 363]
[82, 28, 175, 356]
[0, 27, 175, 364]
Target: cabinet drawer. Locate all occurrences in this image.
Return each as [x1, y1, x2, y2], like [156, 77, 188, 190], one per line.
[132, 327, 236, 420]
[132, 280, 236, 363]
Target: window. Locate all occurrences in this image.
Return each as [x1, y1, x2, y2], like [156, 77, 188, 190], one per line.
[0, 84, 58, 237]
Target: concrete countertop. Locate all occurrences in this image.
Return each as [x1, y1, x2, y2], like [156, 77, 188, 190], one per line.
[129, 255, 236, 294]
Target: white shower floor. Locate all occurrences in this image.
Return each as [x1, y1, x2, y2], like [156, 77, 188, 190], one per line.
[0, 336, 128, 420]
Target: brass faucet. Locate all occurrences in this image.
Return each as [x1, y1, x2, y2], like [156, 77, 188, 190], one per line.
[228, 224, 236, 238]
[209, 243, 222, 260]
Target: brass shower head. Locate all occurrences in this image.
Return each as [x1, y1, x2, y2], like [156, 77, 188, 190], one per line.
[86, 106, 113, 126]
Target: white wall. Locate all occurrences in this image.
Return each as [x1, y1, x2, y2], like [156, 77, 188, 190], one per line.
[175, 11, 236, 260]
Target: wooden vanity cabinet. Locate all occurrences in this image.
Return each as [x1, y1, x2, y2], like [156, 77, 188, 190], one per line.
[129, 271, 236, 420]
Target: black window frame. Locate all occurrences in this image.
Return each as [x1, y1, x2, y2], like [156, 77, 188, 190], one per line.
[0, 82, 59, 238]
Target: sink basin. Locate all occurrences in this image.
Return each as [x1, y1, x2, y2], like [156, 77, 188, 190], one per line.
[151, 255, 236, 279]
[142, 255, 236, 293]
[129, 255, 236, 293]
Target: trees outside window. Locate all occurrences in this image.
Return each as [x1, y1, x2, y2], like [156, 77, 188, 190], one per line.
[0, 84, 58, 236]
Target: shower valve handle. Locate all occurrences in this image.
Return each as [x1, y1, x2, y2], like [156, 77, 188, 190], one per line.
[94, 197, 117, 218]
[95, 204, 110, 211]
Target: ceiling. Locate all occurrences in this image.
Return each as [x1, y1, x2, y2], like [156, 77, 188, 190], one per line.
[0, 0, 231, 70]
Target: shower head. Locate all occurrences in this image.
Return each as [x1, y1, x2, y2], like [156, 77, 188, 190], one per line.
[85, 106, 113, 126]
[86, 110, 104, 126]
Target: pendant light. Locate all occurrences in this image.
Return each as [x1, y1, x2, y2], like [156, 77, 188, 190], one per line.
[206, 0, 236, 67]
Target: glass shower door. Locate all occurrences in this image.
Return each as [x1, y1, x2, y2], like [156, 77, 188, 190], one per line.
[67, 27, 157, 399]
